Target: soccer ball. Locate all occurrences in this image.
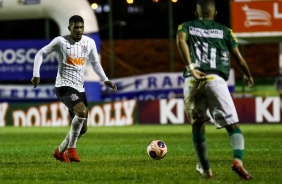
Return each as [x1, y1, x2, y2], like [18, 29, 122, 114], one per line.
[147, 140, 167, 160]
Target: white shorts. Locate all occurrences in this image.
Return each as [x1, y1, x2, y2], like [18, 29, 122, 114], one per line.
[183, 74, 239, 128]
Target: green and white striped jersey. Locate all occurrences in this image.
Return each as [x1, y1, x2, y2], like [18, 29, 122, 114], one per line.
[177, 19, 238, 81]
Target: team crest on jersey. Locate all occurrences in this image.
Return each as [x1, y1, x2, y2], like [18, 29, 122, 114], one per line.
[221, 51, 229, 61]
[82, 45, 88, 53]
[70, 93, 79, 101]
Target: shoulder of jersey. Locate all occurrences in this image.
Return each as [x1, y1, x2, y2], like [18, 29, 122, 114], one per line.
[58, 35, 70, 41]
[81, 35, 90, 39]
[81, 35, 94, 42]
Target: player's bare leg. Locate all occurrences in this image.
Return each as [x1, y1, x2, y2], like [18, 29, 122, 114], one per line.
[226, 123, 252, 180]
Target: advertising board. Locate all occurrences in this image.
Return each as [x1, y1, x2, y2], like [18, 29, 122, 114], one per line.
[231, 0, 282, 37]
[0, 97, 281, 127]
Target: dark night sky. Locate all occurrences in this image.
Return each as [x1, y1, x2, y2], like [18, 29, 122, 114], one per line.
[89, 0, 230, 39]
[0, 0, 230, 40]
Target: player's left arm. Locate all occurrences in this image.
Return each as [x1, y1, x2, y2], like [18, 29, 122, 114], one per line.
[89, 40, 117, 92]
[232, 47, 254, 88]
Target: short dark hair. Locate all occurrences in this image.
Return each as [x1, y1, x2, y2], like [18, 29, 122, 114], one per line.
[69, 15, 84, 25]
[196, 0, 216, 17]
[197, 0, 215, 8]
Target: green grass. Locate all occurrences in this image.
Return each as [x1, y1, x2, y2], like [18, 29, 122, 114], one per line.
[0, 124, 281, 184]
[235, 78, 278, 97]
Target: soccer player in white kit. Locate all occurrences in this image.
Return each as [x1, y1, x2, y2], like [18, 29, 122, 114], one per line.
[31, 15, 117, 162]
[176, 0, 254, 180]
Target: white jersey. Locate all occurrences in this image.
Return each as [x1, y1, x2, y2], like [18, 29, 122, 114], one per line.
[33, 35, 108, 92]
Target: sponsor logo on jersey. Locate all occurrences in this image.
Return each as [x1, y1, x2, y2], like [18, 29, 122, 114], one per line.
[188, 76, 216, 86]
[189, 27, 223, 39]
[67, 57, 86, 66]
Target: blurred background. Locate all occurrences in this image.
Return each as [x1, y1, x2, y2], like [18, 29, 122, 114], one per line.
[0, 0, 281, 126]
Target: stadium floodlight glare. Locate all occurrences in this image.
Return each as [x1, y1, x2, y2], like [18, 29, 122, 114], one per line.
[103, 5, 110, 12]
[126, 0, 134, 4]
[90, 3, 98, 10]
[94, 5, 102, 13]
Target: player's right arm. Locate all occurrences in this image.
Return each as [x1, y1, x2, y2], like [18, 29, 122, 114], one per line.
[31, 49, 44, 88]
[176, 25, 206, 80]
[31, 37, 60, 88]
[226, 28, 254, 88]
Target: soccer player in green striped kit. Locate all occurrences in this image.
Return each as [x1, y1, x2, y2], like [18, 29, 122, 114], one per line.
[176, 0, 254, 180]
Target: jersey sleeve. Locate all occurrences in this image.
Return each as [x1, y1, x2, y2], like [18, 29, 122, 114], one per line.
[33, 37, 60, 77]
[225, 27, 239, 50]
[89, 39, 109, 82]
[177, 23, 189, 40]
[41, 37, 60, 55]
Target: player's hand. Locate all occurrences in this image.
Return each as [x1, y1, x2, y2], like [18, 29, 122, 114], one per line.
[244, 75, 254, 88]
[104, 80, 118, 92]
[31, 77, 40, 88]
[191, 69, 207, 80]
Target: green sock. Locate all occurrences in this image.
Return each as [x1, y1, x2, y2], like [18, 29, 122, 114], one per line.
[193, 132, 210, 170]
[228, 128, 244, 160]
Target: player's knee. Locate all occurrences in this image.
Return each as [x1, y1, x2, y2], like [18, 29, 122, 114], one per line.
[226, 123, 240, 134]
[73, 102, 88, 118]
[192, 121, 204, 132]
[191, 110, 209, 126]
[74, 107, 88, 118]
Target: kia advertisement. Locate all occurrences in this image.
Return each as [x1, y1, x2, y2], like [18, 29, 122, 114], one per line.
[137, 98, 282, 124]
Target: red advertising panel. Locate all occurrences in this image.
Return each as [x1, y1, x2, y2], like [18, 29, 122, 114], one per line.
[233, 98, 256, 123]
[138, 98, 282, 125]
[231, 0, 282, 35]
[138, 100, 161, 124]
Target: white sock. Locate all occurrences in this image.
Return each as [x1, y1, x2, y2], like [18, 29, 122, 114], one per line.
[68, 115, 86, 148]
[58, 126, 86, 153]
[230, 133, 244, 150]
[58, 131, 70, 153]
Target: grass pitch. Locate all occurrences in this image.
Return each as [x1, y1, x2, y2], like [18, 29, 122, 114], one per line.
[0, 124, 281, 184]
